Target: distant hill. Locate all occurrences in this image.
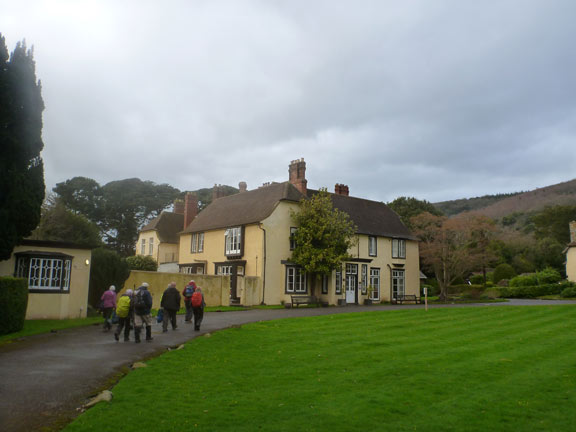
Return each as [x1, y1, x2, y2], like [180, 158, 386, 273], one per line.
[434, 178, 576, 219]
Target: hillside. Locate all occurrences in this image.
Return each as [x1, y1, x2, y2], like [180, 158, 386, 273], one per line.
[434, 178, 576, 219]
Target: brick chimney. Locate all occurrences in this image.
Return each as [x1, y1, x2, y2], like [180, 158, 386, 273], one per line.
[334, 184, 349, 196]
[239, 181, 247, 193]
[173, 198, 184, 215]
[212, 184, 226, 201]
[183, 192, 198, 230]
[289, 158, 307, 195]
[570, 221, 576, 243]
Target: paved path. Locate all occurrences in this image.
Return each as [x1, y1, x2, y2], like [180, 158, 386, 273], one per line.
[1, 299, 575, 431]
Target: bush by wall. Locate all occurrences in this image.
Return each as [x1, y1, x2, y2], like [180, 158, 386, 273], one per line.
[0, 277, 28, 335]
[497, 281, 574, 299]
[126, 255, 158, 271]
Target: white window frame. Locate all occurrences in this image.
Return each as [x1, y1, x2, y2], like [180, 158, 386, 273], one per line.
[369, 268, 380, 301]
[368, 236, 377, 257]
[140, 238, 146, 255]
[149, 237, 154, 255]
[392, 239, 406, 259]
[191, 233, 204, 253]
[335, 268, 342, 294]
[217, 265, 233, 275]
[392, 269, 405, 299]
[225, 227, 242, 256]
[361, 264, 368, 294]
[198, 232, 204, 252]
[286, 266, 307, 293]
[16, 255, 72, 292]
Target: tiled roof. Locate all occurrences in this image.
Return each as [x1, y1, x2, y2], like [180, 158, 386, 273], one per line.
[182, 182, 302, 233]
[141, 212, 184, 243]
[183, 182, 414, 240]
[308, 189, 416, 240]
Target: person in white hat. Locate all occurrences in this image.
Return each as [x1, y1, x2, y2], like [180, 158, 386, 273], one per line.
[99, 285, 117, 331]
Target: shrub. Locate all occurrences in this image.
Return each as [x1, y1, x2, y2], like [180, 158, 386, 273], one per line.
[561, 286, 576, 298]
[497, 282, 572, 298]
[493, 263, 516, 284]
[509, 274, 538, 287]
[470, 274, 485, 285]
[126, 255, 158, 271]
[536, 267, 562, 284]
[89, 248, 131, 308]
[0, 277, 28, 335]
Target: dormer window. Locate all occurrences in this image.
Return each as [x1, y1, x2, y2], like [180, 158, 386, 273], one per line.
[225, 227, 242, 256]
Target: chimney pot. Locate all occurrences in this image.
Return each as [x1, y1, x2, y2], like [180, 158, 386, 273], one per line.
[288, 158, 307, 195]
[173, 199, 185, 215]
[239, 182, 247, 193]
[570, 221, 576, 243]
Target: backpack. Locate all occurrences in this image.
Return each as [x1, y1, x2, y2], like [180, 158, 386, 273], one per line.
[116, 296, 131, 318]
[184, 286, 194, 298]
[133, 290, 147, 314]
[191, 291, 203, 308]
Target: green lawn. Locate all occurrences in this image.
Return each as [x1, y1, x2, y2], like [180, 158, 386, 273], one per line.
[65, 306, 576, 432]
[0, 317, 102, 345]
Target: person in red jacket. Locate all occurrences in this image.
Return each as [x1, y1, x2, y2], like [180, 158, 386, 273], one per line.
[182, 280, 196, 323]
[191, 286, 205, 331]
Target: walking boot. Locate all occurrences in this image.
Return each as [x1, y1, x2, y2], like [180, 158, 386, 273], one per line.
[145, 325, 153, 341]
[114, 332, 119, 342]
[134, 327, 141, 343]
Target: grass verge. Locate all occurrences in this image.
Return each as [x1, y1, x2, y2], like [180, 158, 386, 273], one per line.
[0, 317, 102, 345]
[64, 305, 576, 432]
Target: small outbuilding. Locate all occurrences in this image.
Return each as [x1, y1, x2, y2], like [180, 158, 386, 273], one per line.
[0, 240, 92, 319]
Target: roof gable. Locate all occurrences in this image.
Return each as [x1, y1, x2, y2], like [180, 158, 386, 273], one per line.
[183, 182, 303, 233]
[141, 212, 184, 243]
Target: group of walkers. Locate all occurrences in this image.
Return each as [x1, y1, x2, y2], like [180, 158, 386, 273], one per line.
[99, 280, 205, 343]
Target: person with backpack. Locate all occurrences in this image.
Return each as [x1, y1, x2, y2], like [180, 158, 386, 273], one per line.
[191, 286, 205, 331]
[160, 281, 181, 332]
[182, 280, 197, 323]
[133, 282, 154, 343]
[100, 285, 117, 332]
[114, 289, 133, 342]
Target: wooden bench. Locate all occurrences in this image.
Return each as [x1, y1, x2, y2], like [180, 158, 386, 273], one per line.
[393, 294, 421, 305]
[291, 295, 319, 308]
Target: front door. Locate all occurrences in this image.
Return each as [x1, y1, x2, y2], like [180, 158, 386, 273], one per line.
[217, 265, 237, 300]
[345, 263, 358, 304]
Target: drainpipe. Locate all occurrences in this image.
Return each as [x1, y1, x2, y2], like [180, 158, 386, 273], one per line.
[258, 224, 267, 305]
[387, 264, 393, 302]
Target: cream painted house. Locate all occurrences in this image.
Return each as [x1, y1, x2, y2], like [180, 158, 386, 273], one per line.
[565, 221, 576, 283]
[136, 211, 185, 272]
[0, 240, 92, 319]
[178, 159, 420, 306]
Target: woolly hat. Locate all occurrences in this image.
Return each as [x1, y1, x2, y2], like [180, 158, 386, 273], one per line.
[126, 289, 133, 295]
[142, 282, 149, 288]
[109, 285, 116, 292]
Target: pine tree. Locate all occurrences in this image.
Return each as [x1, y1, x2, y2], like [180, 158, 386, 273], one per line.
[0, 35, 45, 260]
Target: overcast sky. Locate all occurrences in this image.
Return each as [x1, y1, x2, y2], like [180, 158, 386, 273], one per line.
[2, 0, 575, 203]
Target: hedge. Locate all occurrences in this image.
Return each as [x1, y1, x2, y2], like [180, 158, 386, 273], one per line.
[0, 277, 28, 335]
[496, 281, 574, 299]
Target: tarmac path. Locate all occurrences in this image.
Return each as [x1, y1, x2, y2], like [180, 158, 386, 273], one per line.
[1, 299, 575, 432]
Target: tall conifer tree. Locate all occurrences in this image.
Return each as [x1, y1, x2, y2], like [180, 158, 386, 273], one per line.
[0, 35, 45, 259]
